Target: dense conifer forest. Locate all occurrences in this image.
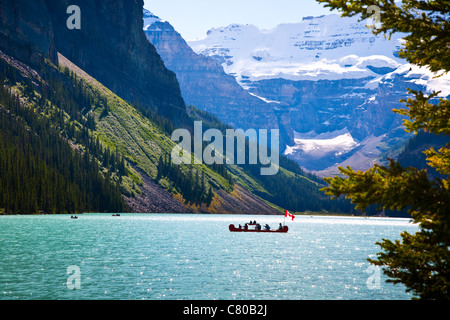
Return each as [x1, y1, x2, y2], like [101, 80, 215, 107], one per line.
[0, 78, 127, 214]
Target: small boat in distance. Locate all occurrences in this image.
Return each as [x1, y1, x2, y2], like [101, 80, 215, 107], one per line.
[229, 224, 288, 233]
[70, 215, 78, 219]
[112, 214, 121, 217]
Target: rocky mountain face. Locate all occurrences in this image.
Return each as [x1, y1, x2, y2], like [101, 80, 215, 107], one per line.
[0, 0, 57, 67]
[142, 10, 284, 143]
[187, 14, 450, 175]
[47, 0, 191, 126]
[5, 0, 189, 126]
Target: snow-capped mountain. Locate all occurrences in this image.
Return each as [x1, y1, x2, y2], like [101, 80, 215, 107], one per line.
[190, 15, 405, 87]
[188, 14, 450, 175]
[143, 9, 450, 175]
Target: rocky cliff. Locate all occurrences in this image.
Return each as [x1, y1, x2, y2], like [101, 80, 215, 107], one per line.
[39, 0, 190, 126]
[0, 0, 56, 67]
[1, 1, 189, 125]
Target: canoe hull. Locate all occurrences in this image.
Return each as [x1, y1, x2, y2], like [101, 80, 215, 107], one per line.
[229, 224, 288, 233]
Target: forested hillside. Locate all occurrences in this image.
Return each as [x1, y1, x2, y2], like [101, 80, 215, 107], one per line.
[0, 49, 359, 215]
[0, 60, 127, 214]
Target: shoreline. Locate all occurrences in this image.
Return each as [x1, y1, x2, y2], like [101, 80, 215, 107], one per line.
[0, 211, 412, 219]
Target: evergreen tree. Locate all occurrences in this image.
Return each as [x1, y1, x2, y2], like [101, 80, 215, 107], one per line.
[155, 152, 214, 206]
[206, 185, 213, 206]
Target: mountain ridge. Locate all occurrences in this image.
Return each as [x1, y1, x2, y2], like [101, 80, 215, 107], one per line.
[186, 13, 450, 175]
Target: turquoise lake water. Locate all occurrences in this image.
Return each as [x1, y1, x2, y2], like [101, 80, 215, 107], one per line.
[0, 214, 418, 300]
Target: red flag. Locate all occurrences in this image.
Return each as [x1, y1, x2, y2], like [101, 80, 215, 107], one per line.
[285, 210, 295, 221]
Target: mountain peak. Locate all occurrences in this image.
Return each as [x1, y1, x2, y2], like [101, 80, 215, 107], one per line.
[143, 8, 164, 30]
[302, 15, 326, 20]
[205, 23, 261, 38]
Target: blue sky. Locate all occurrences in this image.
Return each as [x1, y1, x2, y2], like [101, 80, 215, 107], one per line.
[143, 0, 333, 40]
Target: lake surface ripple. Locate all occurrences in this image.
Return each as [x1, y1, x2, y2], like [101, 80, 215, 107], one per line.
[0, 214, 418, 300]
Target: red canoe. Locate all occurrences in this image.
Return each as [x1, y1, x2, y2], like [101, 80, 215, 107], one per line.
[229, 224, 288, 233]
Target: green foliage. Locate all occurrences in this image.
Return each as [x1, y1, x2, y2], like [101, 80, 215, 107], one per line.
[133, 101, 175, 136]
[370, 230, 450, 300]
[0, 80, 127, 214]
[318, 0, 450, 299]
[397, 129, 450, 181]
[156, 153, 213, 206]
[323, 159, 447, 215]
[395, 90, 450, 136]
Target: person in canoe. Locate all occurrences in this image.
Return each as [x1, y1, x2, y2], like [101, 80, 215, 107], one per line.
[264, 224, 271, 230]
[278, 223, 283, 230]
